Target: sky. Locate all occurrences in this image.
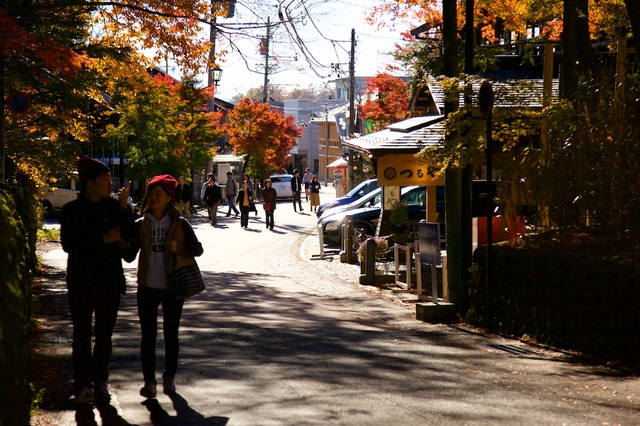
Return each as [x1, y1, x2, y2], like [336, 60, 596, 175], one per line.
[203, 0, 409, 100]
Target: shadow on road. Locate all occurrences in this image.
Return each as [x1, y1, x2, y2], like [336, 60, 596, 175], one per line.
[142, 394, 229, 426]
[75, 400, 136, 426]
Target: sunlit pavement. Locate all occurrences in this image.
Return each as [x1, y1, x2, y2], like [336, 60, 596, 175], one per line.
[34, 184, 640, 426]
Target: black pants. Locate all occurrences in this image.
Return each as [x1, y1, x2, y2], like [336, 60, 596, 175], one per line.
[137, 286, 184, 383]
[292, 191, 303, 211]
[68, 283, 121, 391]
[240, 205, 251, 227]
[265, 209, 275, 229]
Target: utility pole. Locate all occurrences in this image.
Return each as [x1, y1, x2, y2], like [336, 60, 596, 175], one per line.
[324, 104, 329, 186]
[262, 17, 271, 104]
[443, 0, 463, 307]
[347, 28, 356, 191]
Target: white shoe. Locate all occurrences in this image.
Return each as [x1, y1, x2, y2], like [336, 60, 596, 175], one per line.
[163, 377, 176, 394]
[140, 381, 157, 399]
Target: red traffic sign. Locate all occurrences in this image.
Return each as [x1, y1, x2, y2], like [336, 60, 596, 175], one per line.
[333, 170, 342, 179]
[7, 92, 31, 115]
[478, 81, 494, 118]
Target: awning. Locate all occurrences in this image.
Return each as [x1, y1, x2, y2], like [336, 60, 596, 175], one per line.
[326, 158, 348, 168]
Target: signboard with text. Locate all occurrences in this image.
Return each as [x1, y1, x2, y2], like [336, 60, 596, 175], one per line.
[377, 154, 444, 186]
[418, 222, 441, 266]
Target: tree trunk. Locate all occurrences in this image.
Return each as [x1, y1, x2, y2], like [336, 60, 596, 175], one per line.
[624, 0, 640, 68]
[562, 0, 593, 100]
[562, 0, 578, 99]
[443, 0, 465, 306]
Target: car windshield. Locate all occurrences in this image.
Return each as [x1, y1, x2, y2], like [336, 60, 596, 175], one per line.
[345, 180, 375, 197]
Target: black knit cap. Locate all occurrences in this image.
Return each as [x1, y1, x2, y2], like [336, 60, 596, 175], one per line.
[77, 156, 110, 184]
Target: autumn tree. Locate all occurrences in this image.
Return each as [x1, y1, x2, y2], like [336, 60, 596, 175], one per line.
[360, 73, 411, 132]
[224, 99, 302, 178]
[103, 73, 223, 183]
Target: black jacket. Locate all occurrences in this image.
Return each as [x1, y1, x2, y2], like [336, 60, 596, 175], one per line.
[202, 184, 223, 207]
[176, 183, 191, 203]
[290, 175, 302, 192]
[60, 193, 136, 294]
[236, 189, 254, 207]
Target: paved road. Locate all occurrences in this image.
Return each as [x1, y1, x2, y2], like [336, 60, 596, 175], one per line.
[34, 188, 640, 425]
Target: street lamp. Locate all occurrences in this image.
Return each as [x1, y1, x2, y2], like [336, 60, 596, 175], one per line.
[210, 66, 223, 87]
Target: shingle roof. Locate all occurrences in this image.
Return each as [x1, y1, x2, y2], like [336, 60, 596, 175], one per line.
[342, 115, 445, 153]
[345, 77, 558, 154]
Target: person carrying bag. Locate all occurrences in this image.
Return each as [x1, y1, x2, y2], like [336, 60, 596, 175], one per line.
[133, 174, 205, 399]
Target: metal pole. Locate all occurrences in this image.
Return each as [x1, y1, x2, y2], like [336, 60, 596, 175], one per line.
[207, 3, 218, 113]
[262, 17, 270, 104]
[324, 104, 329, 186]
[486, 111, 493, 315]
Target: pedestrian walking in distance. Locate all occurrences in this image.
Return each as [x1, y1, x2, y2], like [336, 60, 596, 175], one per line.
[237, 180, 255, 229]
[262, 178, 277, 230]
[225, 171, 240, 217]
[245, 173, 258, 215]
[176, 175, 191, 222]
[290, 169, 304, 212]
[134, 174, 204, 399]
[301, 166, 313, 202]
[60, 156, 136, 404]
[202, 174, 223, 226]
[309, 175, 321, 212]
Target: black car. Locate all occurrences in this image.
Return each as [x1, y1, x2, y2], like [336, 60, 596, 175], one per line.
[320, 186, 431, 245]
[316, 178, 378, 217]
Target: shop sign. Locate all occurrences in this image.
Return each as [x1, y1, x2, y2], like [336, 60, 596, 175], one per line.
[377, 154, 444, 186]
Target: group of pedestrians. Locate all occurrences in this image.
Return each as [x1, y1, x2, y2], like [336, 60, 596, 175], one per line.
[60, 157, 204, 404]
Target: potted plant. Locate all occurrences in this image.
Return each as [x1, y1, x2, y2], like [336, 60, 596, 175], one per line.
[356, 235, 391, 263]
[389, 200, 408, 226]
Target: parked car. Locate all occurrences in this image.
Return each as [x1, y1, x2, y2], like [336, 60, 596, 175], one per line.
[41, 173, 81, 217]
[316, 178, 378, 217]
[268, 174, 294, 198]
[41, 172, 135, 217]
[320, 180, 498, 246]
[320, 186, 430, 245]
[317, 187, 382, 223]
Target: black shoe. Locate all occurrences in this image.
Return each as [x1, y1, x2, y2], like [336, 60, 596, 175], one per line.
[225, 214, 230, 217]
[235, 213, 239, 217]
[300, 208, 304, 211]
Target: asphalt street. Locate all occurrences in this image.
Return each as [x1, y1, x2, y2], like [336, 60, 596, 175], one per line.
[34, 186, 640, 425]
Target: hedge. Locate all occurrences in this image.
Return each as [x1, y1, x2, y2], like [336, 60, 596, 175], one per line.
[467, 228, 640, 367]
[0, 183, 38, 426]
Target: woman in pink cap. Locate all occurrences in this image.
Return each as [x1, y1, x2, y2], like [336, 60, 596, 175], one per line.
[134, 174, 204, 399]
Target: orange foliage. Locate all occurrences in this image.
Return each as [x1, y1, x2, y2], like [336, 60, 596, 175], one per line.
[360, 73, 411, 132]
[0, 11, 83, 76]
[224, 99, 302, 175]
